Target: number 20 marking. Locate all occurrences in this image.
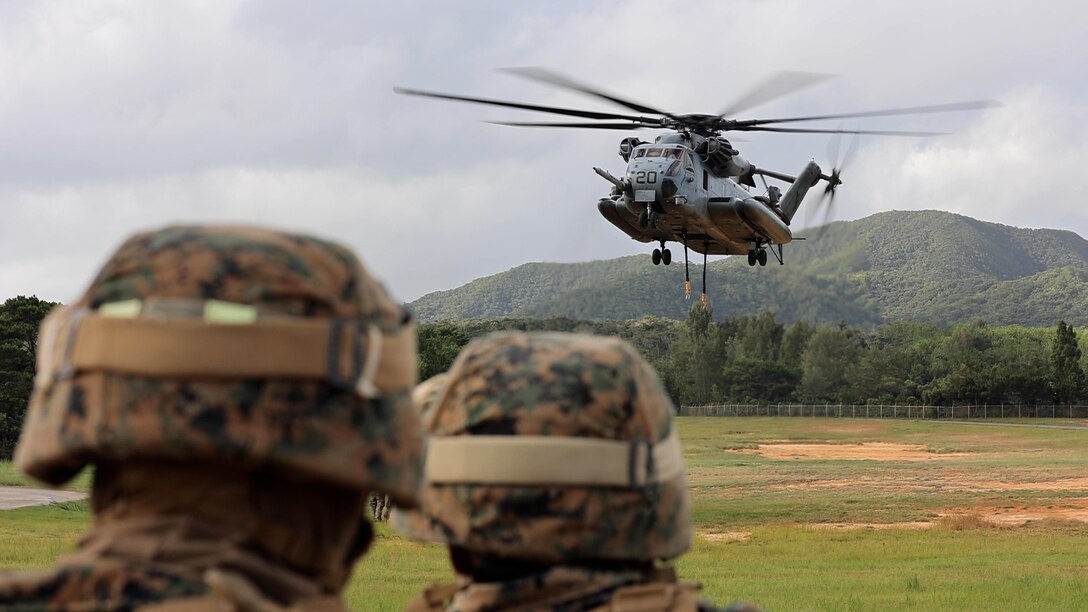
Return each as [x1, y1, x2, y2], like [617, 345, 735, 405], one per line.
[635, 171, 657, 183]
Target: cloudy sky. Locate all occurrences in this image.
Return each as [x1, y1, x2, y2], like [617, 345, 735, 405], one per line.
[2, 0, 1086, 304]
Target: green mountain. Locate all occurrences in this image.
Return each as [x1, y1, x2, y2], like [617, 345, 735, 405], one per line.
[410, 210, 1088, 326]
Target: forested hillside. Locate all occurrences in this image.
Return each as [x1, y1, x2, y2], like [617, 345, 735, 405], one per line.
[411, 210, 1088, 326]
[6, 211, 1088, 458]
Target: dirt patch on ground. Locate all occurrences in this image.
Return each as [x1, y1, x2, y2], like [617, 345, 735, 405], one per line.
[698, 530, 751, 543]
[768, 475, 1088, 493]
[731, 442, 971, 461]
[943, 499, 1088, 526]
[803, 499, 1088, 530]
[968, 477, 1088, 492]
[806, 521, 934, 530]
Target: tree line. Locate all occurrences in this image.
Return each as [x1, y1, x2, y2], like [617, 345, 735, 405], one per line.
[0, 296, 57, 459]
[3, 296, 1086, 460]
[419, 307, 1088, 409]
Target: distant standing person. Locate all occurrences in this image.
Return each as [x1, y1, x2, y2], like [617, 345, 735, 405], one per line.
[394, 331, 752, 611]
[370, 493, 391, 521]
[0, 225, 424, 611]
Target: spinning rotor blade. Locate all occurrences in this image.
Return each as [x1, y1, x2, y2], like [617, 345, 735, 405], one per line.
[737, 126, 946, 136]
[733, 99, 1000, 128]
[827, 127, 842, 168]
[393, 87, 649, 122]
[399, 70, 998, 145]
[487, 120, 658, 130]
[840, 131, 861, 169]
[809, 131, 860, 234]
[503, 66, 675, 118]
[718, 71, 835, 117]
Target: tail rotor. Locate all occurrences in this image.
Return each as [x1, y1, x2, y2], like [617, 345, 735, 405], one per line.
[808, 129, 860, 233]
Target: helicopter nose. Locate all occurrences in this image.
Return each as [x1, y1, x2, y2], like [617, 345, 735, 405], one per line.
[629, 159, 672, 175]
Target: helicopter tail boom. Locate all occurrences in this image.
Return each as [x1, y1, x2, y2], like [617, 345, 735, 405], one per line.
[779, 161, 822, 223]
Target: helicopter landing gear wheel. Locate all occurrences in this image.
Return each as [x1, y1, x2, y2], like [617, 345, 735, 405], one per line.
[747, 250, 757, 267]
[638, 210, 649, 229]
[662, 248, 672, 265]
[648, 211, 660, 229]
[652, 248, 662, 266]
[757, 249, 768, 267]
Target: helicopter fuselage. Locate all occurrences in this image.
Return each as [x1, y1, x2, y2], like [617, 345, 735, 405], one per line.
[597, 133, 818, 257]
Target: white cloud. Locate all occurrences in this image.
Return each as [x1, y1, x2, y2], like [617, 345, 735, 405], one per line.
[0, 156, 641, 303]
[839, 87, 1088, 231]
[2, 0, 1086, 303]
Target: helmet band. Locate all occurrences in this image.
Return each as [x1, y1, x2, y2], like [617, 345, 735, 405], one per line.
[35, 303, 417, 398]
[423, 430, 683, 487]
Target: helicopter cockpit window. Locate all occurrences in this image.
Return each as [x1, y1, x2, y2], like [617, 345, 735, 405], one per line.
[680, 150, 694, 172]
[645, 148, 664, 158]
[634, 148, 647, 158]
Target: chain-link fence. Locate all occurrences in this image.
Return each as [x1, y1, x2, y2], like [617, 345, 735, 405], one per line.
[678, 403, 1088, 419]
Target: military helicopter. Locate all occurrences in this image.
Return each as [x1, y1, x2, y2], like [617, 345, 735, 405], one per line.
[396, 69, 994, 305]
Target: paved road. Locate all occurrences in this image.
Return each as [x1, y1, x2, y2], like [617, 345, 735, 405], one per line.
[0, 485, 86, 510]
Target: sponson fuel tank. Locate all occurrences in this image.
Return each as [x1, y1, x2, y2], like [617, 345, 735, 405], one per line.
[706, 197, 793, 244]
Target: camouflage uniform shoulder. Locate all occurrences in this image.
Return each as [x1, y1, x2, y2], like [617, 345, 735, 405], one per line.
[0, 560, 206, 611]
[410, 566, 746, 612]
[595, 579, 744, 612]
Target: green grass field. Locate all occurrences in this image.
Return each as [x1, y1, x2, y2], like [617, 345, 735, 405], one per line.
[3, 417, 1087, 610]
[0, 462, 92, 491]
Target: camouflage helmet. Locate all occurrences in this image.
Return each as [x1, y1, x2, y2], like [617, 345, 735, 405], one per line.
[393, 331, 691, 562]
[15, 225, 423, 506]
[411, 372, 449, 414]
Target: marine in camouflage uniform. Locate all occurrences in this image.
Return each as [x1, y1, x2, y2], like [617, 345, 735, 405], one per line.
[0, 225, 424, 611]
[369, 493, 391, 522]
[394, 332, 738, 611]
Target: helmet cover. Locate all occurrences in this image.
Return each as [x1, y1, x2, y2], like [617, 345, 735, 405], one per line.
[16, 225, 423, 506]
[394, 331, 691, 562]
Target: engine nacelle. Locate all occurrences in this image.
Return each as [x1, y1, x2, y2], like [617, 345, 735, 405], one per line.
[696, 136, 751, 178]
[618, 137, 646, 162]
